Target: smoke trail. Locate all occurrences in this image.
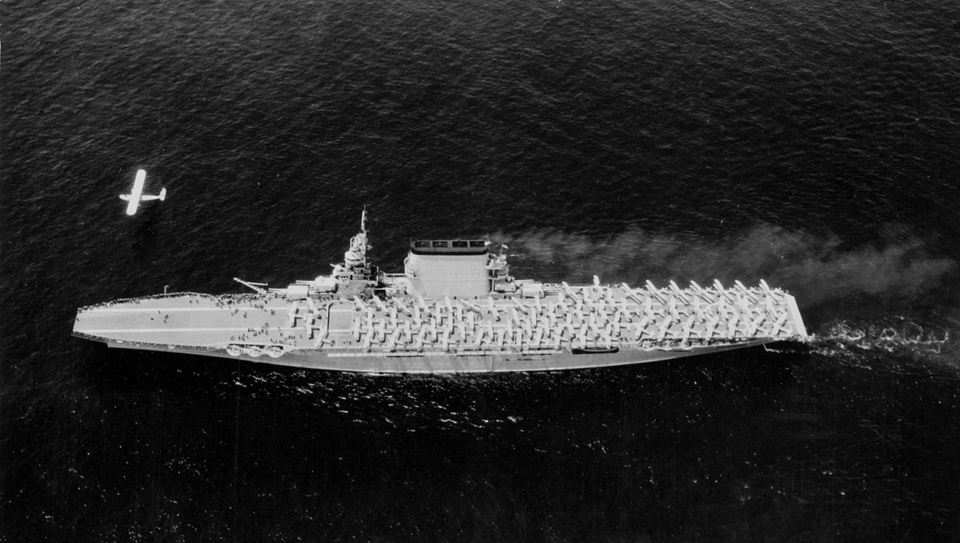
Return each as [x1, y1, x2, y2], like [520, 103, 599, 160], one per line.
[494, 224, 958, 312]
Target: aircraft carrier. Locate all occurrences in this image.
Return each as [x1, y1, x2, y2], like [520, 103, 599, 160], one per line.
[73, 213, 808, 373]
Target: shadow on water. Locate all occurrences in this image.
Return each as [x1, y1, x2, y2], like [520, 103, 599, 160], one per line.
[130, 205, 164, 263]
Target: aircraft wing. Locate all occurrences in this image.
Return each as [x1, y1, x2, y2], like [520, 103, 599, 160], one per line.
[130, 170, 146, 199]
[120, 170, 146, 215]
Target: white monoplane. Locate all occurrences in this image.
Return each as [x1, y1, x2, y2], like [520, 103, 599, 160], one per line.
[119, 169, 166, 215]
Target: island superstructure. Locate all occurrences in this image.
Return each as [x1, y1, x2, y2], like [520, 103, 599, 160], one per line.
[73, 213, 808, 373]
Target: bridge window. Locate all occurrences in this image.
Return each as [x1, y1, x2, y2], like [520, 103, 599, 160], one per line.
[414, 241, 430, 248]
[432, 241, 448, 248]
[452, 241, 467, 248]
[470, 241, 486, 247]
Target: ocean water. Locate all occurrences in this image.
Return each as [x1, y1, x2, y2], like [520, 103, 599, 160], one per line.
[2, 0, 960, 540]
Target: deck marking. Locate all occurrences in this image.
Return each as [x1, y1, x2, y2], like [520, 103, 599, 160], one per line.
[84, 306, 286, 313]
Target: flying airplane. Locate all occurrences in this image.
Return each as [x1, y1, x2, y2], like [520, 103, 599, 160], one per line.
[119, 169, 166, 215]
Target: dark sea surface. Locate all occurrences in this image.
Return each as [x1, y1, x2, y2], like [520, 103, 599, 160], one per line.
[3, 0, 960, 540]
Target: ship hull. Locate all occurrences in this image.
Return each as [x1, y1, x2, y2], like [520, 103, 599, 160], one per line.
[82, 333, 780, 373]
[73, 279, 807, 373]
